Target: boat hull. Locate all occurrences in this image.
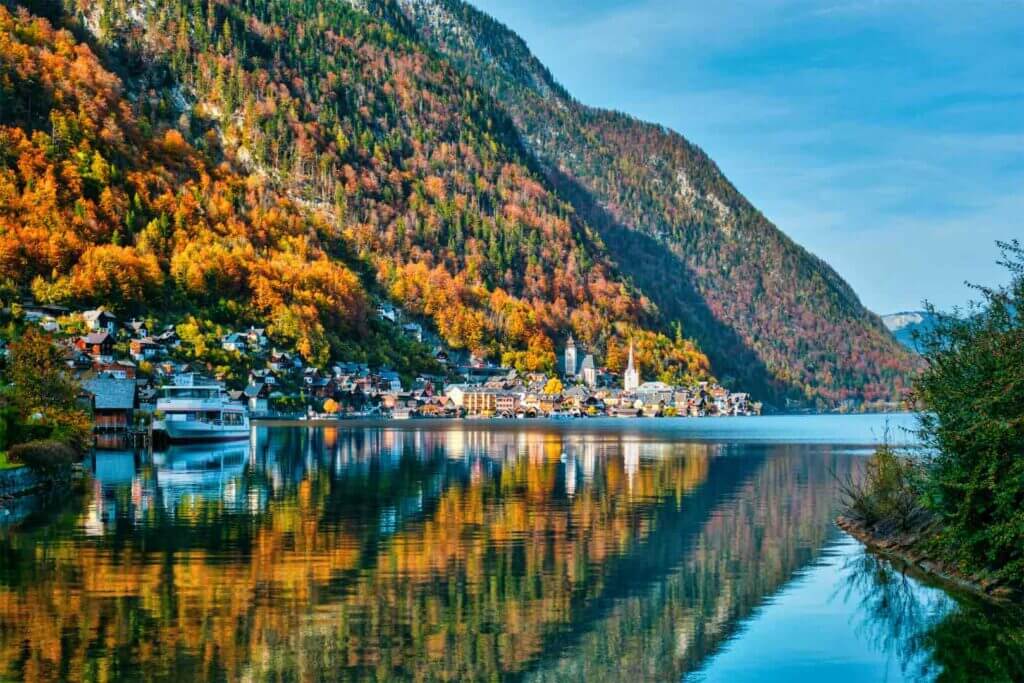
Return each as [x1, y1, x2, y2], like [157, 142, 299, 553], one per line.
[158, 420, 250, 444]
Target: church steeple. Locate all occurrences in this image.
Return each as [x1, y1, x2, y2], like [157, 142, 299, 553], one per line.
[624, 341, 640, 392]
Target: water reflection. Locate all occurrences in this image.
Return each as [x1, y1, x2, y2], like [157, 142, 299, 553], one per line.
[838, 551, 1024, 682]
[0, 422, 1019, 681]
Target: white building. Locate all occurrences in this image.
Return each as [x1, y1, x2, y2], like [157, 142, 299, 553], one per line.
[83, 309, 117, 335]
[221, 333, 248, 353]
[564, 334, 578, 378]
[637, 381, 673, 405]
[624, 342, 640, 392]
[444, 384, 468, 409]
[580, 354, 597, 389]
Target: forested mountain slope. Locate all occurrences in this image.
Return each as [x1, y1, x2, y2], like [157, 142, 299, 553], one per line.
[0, 0, 913, 405]
[0, 0, 709, 381]
[0, 1, 372, 367]
[394, 0, 914, 405]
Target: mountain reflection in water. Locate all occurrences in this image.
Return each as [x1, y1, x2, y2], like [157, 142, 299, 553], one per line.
[0, 419, 1021, 682]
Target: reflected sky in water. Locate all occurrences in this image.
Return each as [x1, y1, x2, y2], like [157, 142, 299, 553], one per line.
[0, 415, 1020, 682]
[687, 536, 951, 682]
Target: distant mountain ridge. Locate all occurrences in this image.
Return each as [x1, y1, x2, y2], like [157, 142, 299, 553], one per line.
[389, 0, 915, 406]
[883, 311, 939, 352]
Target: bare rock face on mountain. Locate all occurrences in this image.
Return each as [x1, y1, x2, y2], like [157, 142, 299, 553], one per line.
[394, 0, 915, 407]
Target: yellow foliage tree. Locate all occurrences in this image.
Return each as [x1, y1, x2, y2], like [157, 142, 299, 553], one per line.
[543, 378, 563, 395]
[69, 245, 164, 309]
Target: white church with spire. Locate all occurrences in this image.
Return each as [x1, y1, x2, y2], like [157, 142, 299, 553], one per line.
[624, 341, 640, 392]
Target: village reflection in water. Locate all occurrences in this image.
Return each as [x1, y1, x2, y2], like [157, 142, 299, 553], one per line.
[1, 423, 1020, 681]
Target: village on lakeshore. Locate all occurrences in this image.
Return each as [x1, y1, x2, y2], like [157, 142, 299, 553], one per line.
[11, 300, 761, 442]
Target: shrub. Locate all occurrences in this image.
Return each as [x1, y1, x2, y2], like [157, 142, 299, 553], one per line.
[4, 411, 92, 455]
[840, 440, 927, 531]
[915, 240, 1024, 582]
[43, 409, 93, 455]
[9, 439, 77, 474]
[7, 327, 81, 414]
[7, 420, 54, 445]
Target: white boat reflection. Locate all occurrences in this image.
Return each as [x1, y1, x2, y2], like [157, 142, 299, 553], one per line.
[153, 443, 248, 507]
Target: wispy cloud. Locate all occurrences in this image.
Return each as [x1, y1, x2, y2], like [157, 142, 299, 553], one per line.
[470, 0, 1024, 311]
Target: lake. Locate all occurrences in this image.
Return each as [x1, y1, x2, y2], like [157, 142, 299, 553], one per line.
[1, 414, 1022, 681]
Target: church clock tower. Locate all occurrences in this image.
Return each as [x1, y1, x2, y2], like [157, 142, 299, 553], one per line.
[564, 335, 578, 378]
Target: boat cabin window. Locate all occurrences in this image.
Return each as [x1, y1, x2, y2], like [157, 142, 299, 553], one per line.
[162, 387, 220, 399]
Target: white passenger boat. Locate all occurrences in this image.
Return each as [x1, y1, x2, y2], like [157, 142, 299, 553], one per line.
[391, 407, 414, 420]
[153, 374, 250, 443]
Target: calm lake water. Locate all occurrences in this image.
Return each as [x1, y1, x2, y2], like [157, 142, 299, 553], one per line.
[2, 414, 1022, 681]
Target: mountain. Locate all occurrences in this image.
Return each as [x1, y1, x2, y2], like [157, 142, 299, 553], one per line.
[392, 0, 915, 406]
[0, 0, 913, 405]
[883, 311, 939, 352]
[0, 0, 708, 383]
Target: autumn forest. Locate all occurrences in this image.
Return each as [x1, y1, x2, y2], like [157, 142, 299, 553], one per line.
[0, 0, 914, 405]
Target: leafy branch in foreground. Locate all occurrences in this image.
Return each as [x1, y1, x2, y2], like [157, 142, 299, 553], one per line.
[914, 239, 1024, 583]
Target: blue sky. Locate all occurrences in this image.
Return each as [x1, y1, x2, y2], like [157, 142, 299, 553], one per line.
[470, 0, 1024, 314]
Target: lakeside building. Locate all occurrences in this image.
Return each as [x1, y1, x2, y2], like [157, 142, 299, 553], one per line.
[443, 385, 524, 417]
[580, 354, 597, 389]
[636, 381, 674, 405]
[451, 387, 495, 416]
[494, 391, 520, 416]
[21, 296, 762, 425]
[84, 376, 137, 431]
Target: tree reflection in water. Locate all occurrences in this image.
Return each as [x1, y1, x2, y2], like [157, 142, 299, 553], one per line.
[3, 424, 1023, 682]
[839, 550, 1024, 682]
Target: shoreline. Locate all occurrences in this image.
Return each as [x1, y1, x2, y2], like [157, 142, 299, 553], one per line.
[837, 515, 1020, 604]
[253, 412, 914, 425]
[0, 465, 80, 513]
[249, 414, 919, 448]
[0, 466, 44, 503]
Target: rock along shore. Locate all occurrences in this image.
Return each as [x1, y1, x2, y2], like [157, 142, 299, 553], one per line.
[837, 515, 1020, 604]
[0, 466, 44, 501]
